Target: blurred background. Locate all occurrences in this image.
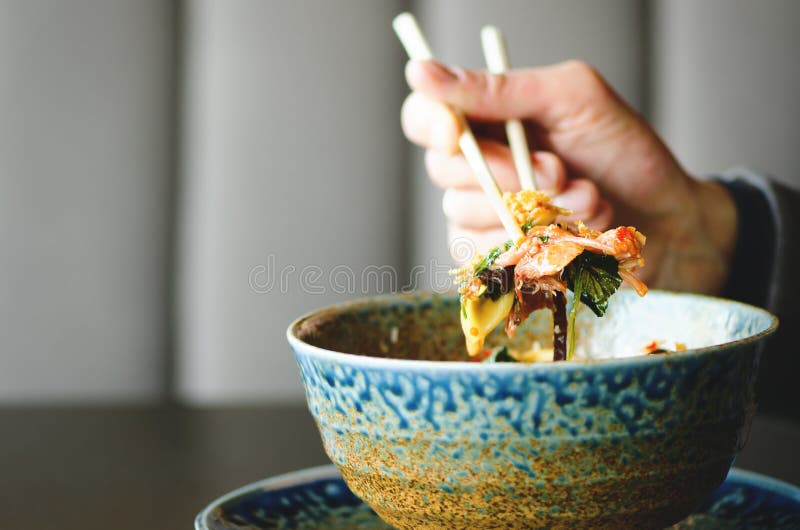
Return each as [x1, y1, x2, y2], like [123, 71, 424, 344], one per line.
[1, 1, 798, 528]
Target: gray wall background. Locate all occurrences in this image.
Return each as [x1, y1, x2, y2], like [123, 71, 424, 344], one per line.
[1, 0, 797, 403]
[0, 0, 176, 402]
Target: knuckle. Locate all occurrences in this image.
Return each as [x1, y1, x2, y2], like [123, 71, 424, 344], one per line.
[564, 59, 596, 77]
[564, 59, 608, 92]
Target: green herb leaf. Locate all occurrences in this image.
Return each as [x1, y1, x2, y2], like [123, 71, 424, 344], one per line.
[473, 240, 514, 276]
[539, 235, 549, 243]
[521, 220, 535, 233]
[481, 345, 517, 363]
[566, 269, 583, 360]
[563, 252, 622, 317]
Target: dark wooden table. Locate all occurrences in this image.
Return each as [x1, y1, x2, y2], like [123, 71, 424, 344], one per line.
[1, 406, 797, 530]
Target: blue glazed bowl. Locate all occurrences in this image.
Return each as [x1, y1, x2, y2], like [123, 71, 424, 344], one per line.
[287, 290, 777, 529]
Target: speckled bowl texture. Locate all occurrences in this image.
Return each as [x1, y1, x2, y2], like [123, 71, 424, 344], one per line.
[287, 291, 777, 530]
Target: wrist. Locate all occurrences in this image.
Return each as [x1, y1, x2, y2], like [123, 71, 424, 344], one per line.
[651, 175, 737, 294]
[691, 178, 738, 264]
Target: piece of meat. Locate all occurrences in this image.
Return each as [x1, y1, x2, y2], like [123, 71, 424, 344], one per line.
[597, 226, 646, 268]
[514, 241, 585, 279]
[496, 225, 615, 270]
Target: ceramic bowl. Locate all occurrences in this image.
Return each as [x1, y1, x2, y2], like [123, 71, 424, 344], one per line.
[287, 290, 777, 529]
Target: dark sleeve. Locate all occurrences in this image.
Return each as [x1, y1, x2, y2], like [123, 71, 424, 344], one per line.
[715, 168, 800, 420]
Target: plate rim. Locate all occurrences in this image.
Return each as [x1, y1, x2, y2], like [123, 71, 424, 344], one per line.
[195, 464, 341, 530]
[727, 467, 800, 501]
[195, 466, 800, 530]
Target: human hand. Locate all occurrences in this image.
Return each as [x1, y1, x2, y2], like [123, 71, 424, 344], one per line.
[401, 59, 738, 294]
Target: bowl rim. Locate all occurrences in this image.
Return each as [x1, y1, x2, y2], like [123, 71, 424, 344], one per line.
[286, 290, 778, 372]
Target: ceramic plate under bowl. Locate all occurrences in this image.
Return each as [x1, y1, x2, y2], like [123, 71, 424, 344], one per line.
[196, 466, 800, 530]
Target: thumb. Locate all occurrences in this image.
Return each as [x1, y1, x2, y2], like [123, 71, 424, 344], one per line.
[405, 59, 610, 129]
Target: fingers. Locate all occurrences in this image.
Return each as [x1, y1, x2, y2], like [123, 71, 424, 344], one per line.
[426, 142, 567, 193]
[551, 178, 614, 231]
[552, 178, 601, 221]
[402, 92, 510, 153]
[443, 189, 500, 230]
[583, 199, 614, 232]
[442, 177, 610, 232]
[405, 59, 614, 127]
[400, 92, 462, 154]
[531, 151, 568, 193]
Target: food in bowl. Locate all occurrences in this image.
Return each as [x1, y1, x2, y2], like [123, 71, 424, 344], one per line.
[288, 291, 777, 529]
[453, 190, 647, 361]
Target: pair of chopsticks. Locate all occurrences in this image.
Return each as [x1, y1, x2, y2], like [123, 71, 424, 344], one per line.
[393, 13, 536, 242]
